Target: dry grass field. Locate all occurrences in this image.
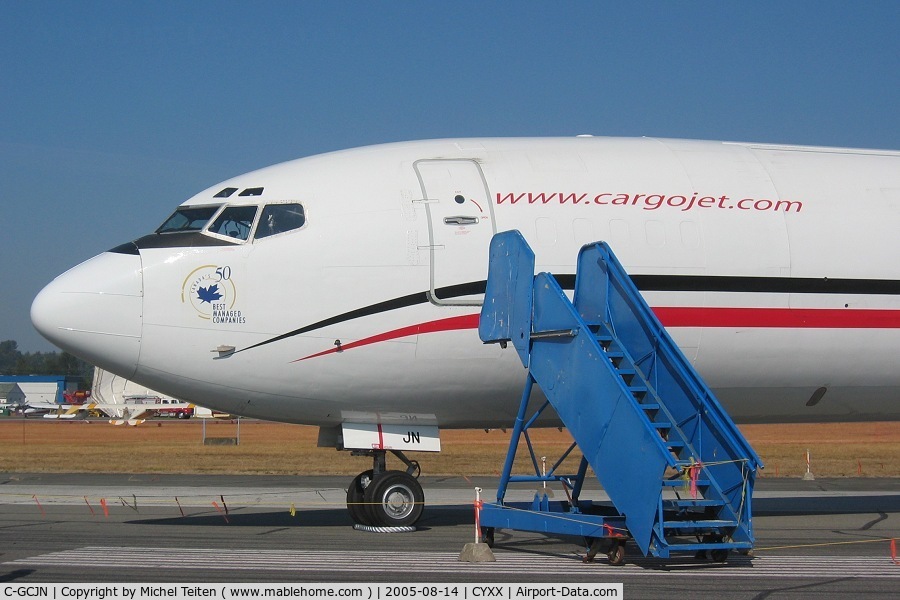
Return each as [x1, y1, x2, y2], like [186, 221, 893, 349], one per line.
[1, 419, 898, 478]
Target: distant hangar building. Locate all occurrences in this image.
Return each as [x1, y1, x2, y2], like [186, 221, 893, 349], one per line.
[0, 375, 79, 406]
[0, 382, 26, 409]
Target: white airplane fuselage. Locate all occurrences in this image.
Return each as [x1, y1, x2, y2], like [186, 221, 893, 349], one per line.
[32, 137, 900, 427]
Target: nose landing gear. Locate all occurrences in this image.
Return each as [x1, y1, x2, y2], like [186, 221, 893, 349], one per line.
[346, 449, 424, 527]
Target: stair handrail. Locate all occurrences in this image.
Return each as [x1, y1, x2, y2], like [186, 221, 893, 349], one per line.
[574, 242, 763, 472]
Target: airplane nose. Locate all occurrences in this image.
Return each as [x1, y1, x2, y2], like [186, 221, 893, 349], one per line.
[31, 250, 143, 379]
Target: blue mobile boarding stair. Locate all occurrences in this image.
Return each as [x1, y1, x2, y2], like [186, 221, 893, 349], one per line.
[477, 230, 763, 564]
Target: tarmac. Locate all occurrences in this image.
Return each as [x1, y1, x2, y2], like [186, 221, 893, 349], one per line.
[0, 473, 898, 598]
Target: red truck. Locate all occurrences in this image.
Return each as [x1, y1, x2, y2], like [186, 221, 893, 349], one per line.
[155, 400, 194, 419]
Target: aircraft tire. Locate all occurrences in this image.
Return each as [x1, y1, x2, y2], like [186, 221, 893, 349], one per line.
[346, 470, 374, 526]
[364, 470, 424, 527]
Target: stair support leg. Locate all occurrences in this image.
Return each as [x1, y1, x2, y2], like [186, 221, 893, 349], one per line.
[570, 456, 590, 506]
[496, 374, 535, 504]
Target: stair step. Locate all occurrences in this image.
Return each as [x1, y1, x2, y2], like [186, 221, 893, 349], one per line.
[640, 403, 660, 411]
[664, 542, 752, 552]
[665, 499, 725, 508]
[653, 421, 672, 429]
[662, 519, 737, 529]
[662, 479, 709, 487]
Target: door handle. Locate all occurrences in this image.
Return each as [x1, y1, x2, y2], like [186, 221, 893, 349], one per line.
[443, 216, 479, 226]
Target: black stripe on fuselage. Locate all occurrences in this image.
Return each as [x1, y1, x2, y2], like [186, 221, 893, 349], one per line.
[237, 274, 899, 353]
[237, 280, 488, 353]
[556, 274, 900, 295]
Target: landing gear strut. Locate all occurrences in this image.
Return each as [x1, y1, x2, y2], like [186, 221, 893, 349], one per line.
[346, 449, 424, 527]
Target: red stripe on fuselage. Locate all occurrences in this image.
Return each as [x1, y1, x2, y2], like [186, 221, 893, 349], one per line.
[655, 307, 900, 328]
[291, 308, 900, 362]
[292, 314, 480, 362]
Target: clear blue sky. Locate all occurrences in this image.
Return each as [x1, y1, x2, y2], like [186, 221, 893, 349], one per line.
[2, 1, 897, 352]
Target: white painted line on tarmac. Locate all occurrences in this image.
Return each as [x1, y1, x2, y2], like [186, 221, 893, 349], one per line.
[7, 546, 900, 578]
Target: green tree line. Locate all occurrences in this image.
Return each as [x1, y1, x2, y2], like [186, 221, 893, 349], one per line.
[0, 340, 94, 388]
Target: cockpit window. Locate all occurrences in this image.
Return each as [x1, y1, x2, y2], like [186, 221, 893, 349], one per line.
[156, 206, 220, 234]
[254, 203, 306, 239]
[207, 205, 258, 241]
